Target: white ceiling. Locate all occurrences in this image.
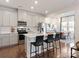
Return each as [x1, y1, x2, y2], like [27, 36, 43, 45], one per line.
[0, 0, 78, 15]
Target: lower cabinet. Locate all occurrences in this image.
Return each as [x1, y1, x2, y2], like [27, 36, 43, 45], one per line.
[0, 35, 2, 47]
[2, 34, 10, 47]
[0, 33, 18, 48]
[10, 33, 18, 45]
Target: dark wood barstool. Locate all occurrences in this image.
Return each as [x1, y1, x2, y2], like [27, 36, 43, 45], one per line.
[44, 34, 54, 57]
[30, 35, 44, 58]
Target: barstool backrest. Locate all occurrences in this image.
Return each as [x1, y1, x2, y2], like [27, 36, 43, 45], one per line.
[47, 34, 54, 40]
[55, 33, 60, 39]
[36, 35, 44, 43]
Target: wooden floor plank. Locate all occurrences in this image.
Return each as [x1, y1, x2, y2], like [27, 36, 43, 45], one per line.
[0, 42, 71, 58]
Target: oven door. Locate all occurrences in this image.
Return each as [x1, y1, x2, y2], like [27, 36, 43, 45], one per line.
[18, 34, 25, 44]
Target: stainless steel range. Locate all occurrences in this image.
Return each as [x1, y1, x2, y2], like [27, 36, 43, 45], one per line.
[17, 21, 28, 44]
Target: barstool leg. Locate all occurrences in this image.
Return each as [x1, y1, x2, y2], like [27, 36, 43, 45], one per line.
[55, 41, 57, 56]
[47, 43, 49, 57]
[30, 44, 32, 58]
[35, 46, 37, 58]
[71, 48, 72, 58]
[41, 43, 44, 57]
[38, 46, 39, 57]
[52, 41, 54, 57]
[59, 40, 61, 56]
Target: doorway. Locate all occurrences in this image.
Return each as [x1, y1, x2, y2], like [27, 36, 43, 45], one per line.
[60, 15, 75, 57]
[60, 15, 75, 46]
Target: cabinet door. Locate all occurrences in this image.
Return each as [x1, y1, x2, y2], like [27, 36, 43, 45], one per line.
[18, 10, 27, 21]
[22, 11, 27, 21]
[10, 11, 17, 26]
[2, 34, 10, 47]
[10, 33, 18, 45]
[18, 10, 25, 21]
[0, 35, 2, 47]
[3, 11, 10, 26]
[34, 16, 39, 26]
[0, 10, 3, 26]
[27, 15, 31, 26]
[18, 10, 22, 21]
[32, 16, 36, 26]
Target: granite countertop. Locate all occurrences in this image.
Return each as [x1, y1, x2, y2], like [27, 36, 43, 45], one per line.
[24, 32, 48, 37]
[0, 32, 18, 35]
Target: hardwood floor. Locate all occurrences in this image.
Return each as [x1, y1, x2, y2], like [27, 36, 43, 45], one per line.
[0, 44, 25, 58]
[0, 42, 71, 58]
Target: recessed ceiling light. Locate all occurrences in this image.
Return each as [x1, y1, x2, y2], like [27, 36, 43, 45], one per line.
[30, 6, 34, 9]
[45, 10, 48, 14]
[6, 0, 10, 3]
[34, 0, 38, 4]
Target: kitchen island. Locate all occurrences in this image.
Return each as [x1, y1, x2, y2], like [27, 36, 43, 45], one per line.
[24, 32, 56, 58]
[24, 32, 48, 58]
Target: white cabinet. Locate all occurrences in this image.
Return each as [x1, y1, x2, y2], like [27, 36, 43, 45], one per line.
[18, 10, 26, 21]
[10, 33, 18, 45]
[0, 8, 17, 27]
[18, 9, 45, 27]
[0, 35, 2, 47]
[30, 16, 44, 27]
[2, 34, 10, 47]
[27, 15, 38, 27]
[3, 11, 10, 26]
[18, 10, 23, 21]
[0, 33, 18, 48]
[0, 34, 7, 47]
[9, 12, 17, 26]
[0, 10, 3, 26]
[27, 15, 31, 26]
[31, 16, 36, 26]
[34, 16, 39, 26]
[0, 39, 2, 47]
[22, 12, 27, 21]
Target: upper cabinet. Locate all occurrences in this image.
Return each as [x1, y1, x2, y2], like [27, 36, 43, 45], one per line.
[3, 11, 10, 26]
[18, 10, 26, 21]
[0, 7, 44, 27]
[18, 9, 45, 27]
[9, 11, 17, 26]
[26, 15, 31, 26]
[0, 8, 17, 27]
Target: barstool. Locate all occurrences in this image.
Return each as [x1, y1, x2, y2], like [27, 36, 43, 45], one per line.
[54, 33, 61, 55]
[30, 35, 44, 58]
[44, 34, 54, 57]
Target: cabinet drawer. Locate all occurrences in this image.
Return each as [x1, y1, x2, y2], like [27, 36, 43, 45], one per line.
[2, 34, 10, 47]
[10, 33, 18, 45]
